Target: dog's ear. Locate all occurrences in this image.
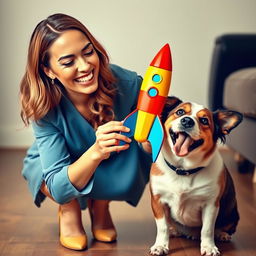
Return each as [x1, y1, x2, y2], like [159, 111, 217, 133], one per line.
[161, 96, 182, 123]
[213, 109, 243, 143]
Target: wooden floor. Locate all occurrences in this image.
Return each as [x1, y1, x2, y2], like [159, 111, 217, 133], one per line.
[0, 147, 255, 256]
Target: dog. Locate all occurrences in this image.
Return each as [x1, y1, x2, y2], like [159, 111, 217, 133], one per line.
[149, 96, 242, 256]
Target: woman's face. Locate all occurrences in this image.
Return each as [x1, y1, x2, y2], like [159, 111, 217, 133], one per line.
[44, 29, 100, 101]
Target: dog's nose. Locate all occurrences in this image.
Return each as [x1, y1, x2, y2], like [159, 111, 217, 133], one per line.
[181, 117, 195, 128]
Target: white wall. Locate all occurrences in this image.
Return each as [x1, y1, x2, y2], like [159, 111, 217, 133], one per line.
[1, 0, 256, 148]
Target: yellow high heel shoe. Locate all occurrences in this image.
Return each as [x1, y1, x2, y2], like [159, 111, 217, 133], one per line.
[88, 199, 117, 242]
[59, 201, 87, 250]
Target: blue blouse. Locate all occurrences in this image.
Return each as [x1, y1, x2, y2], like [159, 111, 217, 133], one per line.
[22, 64, 152, 208]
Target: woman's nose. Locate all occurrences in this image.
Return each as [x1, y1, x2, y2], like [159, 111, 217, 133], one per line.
[77, 57, 90, 72]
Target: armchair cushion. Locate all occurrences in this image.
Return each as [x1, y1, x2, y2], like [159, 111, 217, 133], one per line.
[224, 67, 256, 119]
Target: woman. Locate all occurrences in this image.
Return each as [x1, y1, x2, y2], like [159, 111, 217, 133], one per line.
[20, 13, 152, 250]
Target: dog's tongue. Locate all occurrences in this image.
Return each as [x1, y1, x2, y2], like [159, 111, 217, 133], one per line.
[174, 132, 192, 156]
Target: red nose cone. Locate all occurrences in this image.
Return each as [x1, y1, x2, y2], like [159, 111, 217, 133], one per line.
[150, 43, 172, 71]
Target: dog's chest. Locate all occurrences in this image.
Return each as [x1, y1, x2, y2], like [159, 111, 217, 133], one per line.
[151, 171, 218, 226]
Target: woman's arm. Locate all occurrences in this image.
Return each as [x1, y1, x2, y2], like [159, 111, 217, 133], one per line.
[33, 119, 130, 204]
[68, 121, 131, 190]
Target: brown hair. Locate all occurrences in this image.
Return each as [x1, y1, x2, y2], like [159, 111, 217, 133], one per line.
[20, 13, 116, 129]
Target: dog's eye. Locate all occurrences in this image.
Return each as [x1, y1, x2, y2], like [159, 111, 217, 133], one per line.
[176, 109, 185, 116]
[200, 117, 209, 125]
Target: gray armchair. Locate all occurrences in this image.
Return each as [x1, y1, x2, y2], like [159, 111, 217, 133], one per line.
[208, 34, 256, 181]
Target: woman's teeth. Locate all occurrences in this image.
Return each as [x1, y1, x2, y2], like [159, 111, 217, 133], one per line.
[75, 72, 93, 83]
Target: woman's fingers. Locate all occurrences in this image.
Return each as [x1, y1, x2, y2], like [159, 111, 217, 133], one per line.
[96, 121, 131, 145]
[97, 132, 131, 145]
[96, 121, 130, 135]
[101, 143, 130, 153]
[93, 121, 132, 159]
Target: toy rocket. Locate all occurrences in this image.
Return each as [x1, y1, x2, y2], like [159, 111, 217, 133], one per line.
[121, 44, 172, 162]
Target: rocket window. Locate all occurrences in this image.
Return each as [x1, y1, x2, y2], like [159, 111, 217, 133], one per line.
[152, 74, 162, 83]
[148, 87, 158, 97]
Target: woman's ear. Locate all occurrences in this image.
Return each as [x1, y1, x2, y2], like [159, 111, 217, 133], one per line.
[42, 65, 56, 80]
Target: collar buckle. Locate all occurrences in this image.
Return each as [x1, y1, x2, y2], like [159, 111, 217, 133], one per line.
[175, 168, 190, 176]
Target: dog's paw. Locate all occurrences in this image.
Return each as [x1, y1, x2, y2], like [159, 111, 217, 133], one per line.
[200, 244, 220, 256]
[150, 244, 169, 256]
[215, 231, 231, 242]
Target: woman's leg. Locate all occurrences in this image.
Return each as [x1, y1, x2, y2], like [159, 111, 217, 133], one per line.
[88, 199, 117, 242]
[40, 182, 87, 250]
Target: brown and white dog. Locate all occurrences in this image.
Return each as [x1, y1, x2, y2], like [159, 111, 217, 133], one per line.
[149, 97, 242, 256]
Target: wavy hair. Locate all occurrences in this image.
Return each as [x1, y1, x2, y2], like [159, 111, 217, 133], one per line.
[20, 13, 116, 129]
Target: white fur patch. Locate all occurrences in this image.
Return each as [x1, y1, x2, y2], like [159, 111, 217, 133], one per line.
[152, 151, 223, 226]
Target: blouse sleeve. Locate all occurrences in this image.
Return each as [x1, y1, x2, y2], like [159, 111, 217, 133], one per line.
[32, 118, 94, 204]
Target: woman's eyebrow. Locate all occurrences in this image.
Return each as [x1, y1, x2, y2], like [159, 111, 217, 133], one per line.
[58, 42, 92, 62]
[81, 42, 92, 52]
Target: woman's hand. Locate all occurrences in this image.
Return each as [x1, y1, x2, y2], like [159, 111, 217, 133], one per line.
[141, 141, 152, 154]
[92, 121, 132, 160]
[68, 121, 131, 190]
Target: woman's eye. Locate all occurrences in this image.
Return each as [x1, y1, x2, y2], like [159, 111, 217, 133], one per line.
[62, 60, 74, 67]
[83, 48, 94, 56]
[176, 109, 185, 116]
[200, 117, 209, 125]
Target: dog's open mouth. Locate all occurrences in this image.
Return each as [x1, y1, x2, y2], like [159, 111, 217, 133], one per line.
[170, 130, 204, 157]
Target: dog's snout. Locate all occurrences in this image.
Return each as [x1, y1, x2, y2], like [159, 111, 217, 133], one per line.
[181, 117, 195, 128]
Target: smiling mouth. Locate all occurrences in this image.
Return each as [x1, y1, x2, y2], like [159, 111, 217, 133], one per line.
[74, 70, 94, 84]
[170, 129, 204, 157]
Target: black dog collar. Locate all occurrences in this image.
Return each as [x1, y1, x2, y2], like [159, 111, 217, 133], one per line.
[164, 158, 204, 176]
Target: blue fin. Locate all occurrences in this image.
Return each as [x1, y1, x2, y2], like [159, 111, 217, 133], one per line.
[119, 110, 138, 146]
[148, 116, 164, 162]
